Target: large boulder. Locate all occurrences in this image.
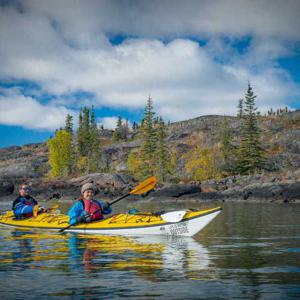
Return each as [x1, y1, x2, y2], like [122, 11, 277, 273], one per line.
[68, 173, 135, 197]
[0, 180, 14, 197]
[150, 184, 200, 198]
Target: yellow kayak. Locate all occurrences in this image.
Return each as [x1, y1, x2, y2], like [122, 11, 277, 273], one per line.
[0, 207, 221, 237]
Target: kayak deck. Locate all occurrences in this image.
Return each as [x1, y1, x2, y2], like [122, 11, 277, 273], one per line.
[0, 207, 222, 237]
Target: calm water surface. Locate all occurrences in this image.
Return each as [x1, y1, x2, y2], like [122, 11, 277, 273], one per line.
[0, 201, 300, 299]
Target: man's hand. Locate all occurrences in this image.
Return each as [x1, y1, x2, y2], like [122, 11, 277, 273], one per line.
[102, 202, 110, 210]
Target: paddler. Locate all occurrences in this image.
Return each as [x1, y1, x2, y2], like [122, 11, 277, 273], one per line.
[12, 183, 43, 219]
[68, 183, 112, 225]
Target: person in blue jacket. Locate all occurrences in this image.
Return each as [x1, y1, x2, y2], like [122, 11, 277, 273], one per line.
[68, 183, 112, 225]
[12, 183, 39, 219]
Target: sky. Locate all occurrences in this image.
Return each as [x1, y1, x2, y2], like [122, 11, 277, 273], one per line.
[0, 0, 299, 148]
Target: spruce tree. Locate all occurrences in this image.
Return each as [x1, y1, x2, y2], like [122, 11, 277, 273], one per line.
[237, 99, 243, 118]
[155, 117, 171, 181]
[77, 110, 84, 156]
[88, 106, 100, 172]
[132, 121, 139, 131]
[237, 83, 264, 174]
[113, 116, 122, 141]
[65, 114, 73, 133]
[140, 96, 156, 176]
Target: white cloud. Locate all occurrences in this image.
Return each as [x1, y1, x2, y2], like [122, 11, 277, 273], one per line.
[98, 117, 118, 130]
[0, 0, 299, 129]
[0, 91, 76, 130]
[22, 0, 300, 41]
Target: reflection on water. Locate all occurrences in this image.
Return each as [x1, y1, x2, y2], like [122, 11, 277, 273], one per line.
[0, 202, 300, 299]
[0, 228, 214, 299]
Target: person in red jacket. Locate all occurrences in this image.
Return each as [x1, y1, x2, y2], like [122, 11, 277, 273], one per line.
[68, 183, 112, 225]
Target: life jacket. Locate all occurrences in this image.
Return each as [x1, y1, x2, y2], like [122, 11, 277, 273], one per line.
[80, 199, 103, 221]
[17, 196, 35, 218]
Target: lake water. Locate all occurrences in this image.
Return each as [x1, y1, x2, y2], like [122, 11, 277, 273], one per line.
[0, 201, 300, 299]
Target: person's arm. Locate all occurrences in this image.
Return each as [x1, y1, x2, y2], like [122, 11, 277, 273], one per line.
[12, 197, 20, 210]
[96, 200, 112, 215]
[68, 201, 85, 225]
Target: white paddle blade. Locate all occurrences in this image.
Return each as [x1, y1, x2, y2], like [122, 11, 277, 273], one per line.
[161, 210, 186, 223]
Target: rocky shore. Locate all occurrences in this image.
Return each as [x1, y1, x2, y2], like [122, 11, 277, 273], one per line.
[1, 112, 299, 204]
[1, 171, 299, 204]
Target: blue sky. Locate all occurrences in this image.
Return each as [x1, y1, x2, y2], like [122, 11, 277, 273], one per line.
[0, 0, 299, 148]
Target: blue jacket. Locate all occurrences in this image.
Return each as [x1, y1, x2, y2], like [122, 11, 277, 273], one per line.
[12, 196, 38, 218]
[68, 199, 112, 225]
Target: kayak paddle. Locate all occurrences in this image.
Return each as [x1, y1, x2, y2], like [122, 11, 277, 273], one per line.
[59, 176, 157, 233]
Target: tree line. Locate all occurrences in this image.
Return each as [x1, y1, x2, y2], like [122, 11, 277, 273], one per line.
[48, 106, 101, 177]
[48, 83, 267, 181]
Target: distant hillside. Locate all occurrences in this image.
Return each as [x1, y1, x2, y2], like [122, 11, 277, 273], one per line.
[0, 111, 299, 180]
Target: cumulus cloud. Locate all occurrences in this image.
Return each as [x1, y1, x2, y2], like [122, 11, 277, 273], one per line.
[0, 90, 76, 130]
[0, 0, 299, 129]
[98, 117, 118, 130]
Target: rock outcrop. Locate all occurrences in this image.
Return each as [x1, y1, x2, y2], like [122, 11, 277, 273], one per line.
[0, 111, 299, 202]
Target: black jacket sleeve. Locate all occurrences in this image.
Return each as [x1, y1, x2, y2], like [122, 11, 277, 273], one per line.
[12, 197, 20, 210]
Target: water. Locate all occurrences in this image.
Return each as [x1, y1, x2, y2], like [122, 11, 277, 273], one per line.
[0, 202, 300, 299]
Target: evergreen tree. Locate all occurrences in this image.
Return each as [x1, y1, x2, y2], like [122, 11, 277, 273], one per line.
[121, 119, 129, 140]
[140, 96, 156, 176]
[237, 83, 264, 174]
[65, 114, 73, 133]
[237, 99, 244, 118]
[132, 121, 138, 131]
[113, 116, 122, 141]
[77, 110, 85, 156]
[76, 106, 101, 174]
[155, 117, 171, 181]
[48, 130, 73, 177]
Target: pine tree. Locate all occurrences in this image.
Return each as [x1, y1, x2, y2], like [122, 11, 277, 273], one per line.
[76, 106, 101, 174]
[113, 116, 122, 141]
[88, 106, 100, 172]
[237, 83, 264, 174]
[77, 110, 85, 156]
[64, 114, 75, 172]
[237, 99, 244, 118]
[121, 119, 129, 140]
[132, 121, 138, 131]
[155, 117, 171, 181]
[140, 96, 156, 176]
[65, 114, 73, 134]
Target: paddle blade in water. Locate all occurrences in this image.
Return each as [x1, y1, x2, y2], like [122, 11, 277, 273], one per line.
[129, 176, 157, 195]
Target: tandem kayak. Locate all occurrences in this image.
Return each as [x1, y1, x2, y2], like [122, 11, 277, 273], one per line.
[0, 207, 221, 237]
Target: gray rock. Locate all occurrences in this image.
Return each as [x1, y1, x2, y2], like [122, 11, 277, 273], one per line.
[0, 180, 14, 197]
[151, 184, 200, 198]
